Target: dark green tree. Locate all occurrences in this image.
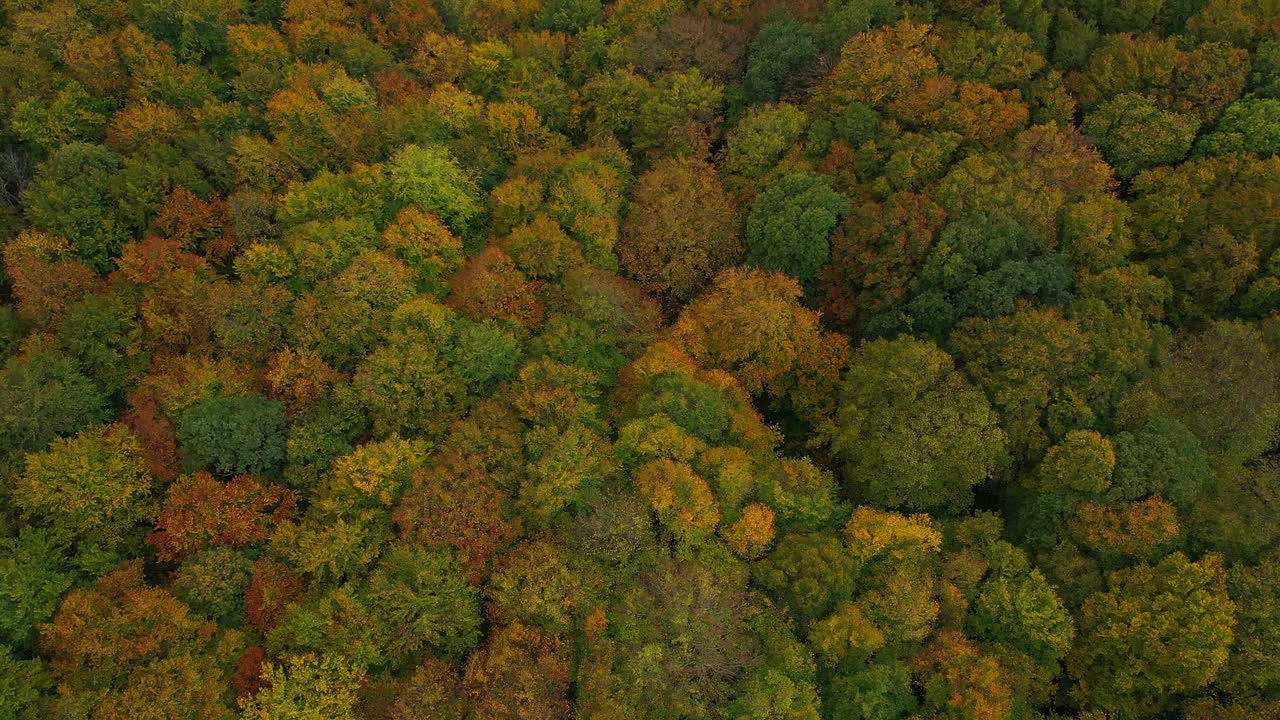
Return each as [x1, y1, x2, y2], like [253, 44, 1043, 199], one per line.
[177, 395, 288, 477]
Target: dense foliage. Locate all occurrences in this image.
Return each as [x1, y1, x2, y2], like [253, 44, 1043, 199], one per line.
[1, 1, 1279, 719]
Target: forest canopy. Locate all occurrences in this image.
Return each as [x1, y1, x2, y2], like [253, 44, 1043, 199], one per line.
[2, 0, 1280, 719]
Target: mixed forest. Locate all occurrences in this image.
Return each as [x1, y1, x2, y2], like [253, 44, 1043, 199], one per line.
[3, 0, 1280, 718]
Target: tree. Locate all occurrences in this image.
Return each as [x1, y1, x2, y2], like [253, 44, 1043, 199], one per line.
[391, 659, 470, 720]
[1195, 99, 1280, 158]
[608, 561, 761, 718]
[1222, 553, 1280, 698]
[913, 630, 1014, 720]
[487, 539, 589, 634]
[41, 562, 236, 719]
[928, 81, 1031, 147]
[385, 144, 482, 239]
[818, 192, 947, 333]
[0, 528, 74, 651]
[1068, 497, 1181, 560]
[948, 306, 1090, 459]
[617, 157, 741, 304]
[819, 21, 940, 111]
[833, 337, 1007, 513]
[744, 172, 847, 282]
[350, 330, 468, 441]
[1129, 154, 1280, 321]
[744, 15, 819, 102]
[809, 601, 885, 666]
[14, 423, 154, 555]
[1109, 415, 1210, 505]
[937, 21, 1046, 87]
[968, 569, 1074, 668]
[240, 653, 365, 720]
[381, 207, 466, 296]
[845, 506, 942, 566]
[633, 69, 726, 157]
[448, 319, 524, 395]
[1069, 553, 1235, 717]
[177, 395, 288, 477]
[464, 622, 572, 720]
[633, 458, 721, 545]
[1148, 321, 1280, 464]
[366, 544, 483, 666]
[2, 229, 101, 328]
[394, 442, 523, 580]
[1060, 195, 1133, 273]
[723, 103, 807, 178]
[172, 547, 254, 626]
[1082, 93, 1198, 179]
[149, 473, 295, 561]
[0, 346, 109, 467]
[10, 80, 107, 153]
[823, 660, 918, 720]
[0, 644, 50, 720]
[722, 503, 776, 559]
[289, 250, 419, 370]
[1031, 430, 1115, 495]
[670, 268, 849, 426]
[498, 214, 584, 280]
[245, 557, 305, 634]
[447, 246, 545, 329]
[21, 142, 131, 271]
[1069, 33, 1180, 111]
[753, 532, 860, 624]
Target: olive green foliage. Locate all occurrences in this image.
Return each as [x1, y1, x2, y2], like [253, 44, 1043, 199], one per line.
[177, 395, 289, 476]
[2, 2, 1279, 719]
[834, 337, 1007, 512]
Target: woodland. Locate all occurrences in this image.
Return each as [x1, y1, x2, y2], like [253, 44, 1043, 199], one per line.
[2, 0, 1280, 719]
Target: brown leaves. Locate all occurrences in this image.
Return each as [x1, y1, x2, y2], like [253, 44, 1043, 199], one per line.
[149, 473, 295, 562]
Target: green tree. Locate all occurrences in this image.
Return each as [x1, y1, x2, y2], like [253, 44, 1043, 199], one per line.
[1109, 416, 1210, 505]
[447, 319, 523, 395]
[0, 347, 109, 467]
[56, 294, 146, 397]
[744, 16, 819, 102]
[172, 547, 253, 627]
[904, 209, 1074, 338]
[833, 337, 1007, 513]
[723, 103, 808, 178]
[350, 329, 468, 441]
[752, 530, 855, 620]
[1082, 93, 1198, 179]
[367, 544, 483, 666]
[21, 142, 131, 271]
[823, 660, 918, 720]
[744, 173, 847, 281]
[608, 561, 763, 718]
[1221, 553, 1280, 698]
[1031, 430, 1116, 495]
[240, 653, 365, 720]
[0, 528, 74, 650]
[1149, 321, 1280, 465]
[386, 144, 483, 240]
[968, 569, 1074, 668]
[1069, 552, 1235, 717]
[177, 395, 288, 477]
[14, 423, 154, 556]
[1195, 99, 1280, 158]
[0, 645, 51, 720]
